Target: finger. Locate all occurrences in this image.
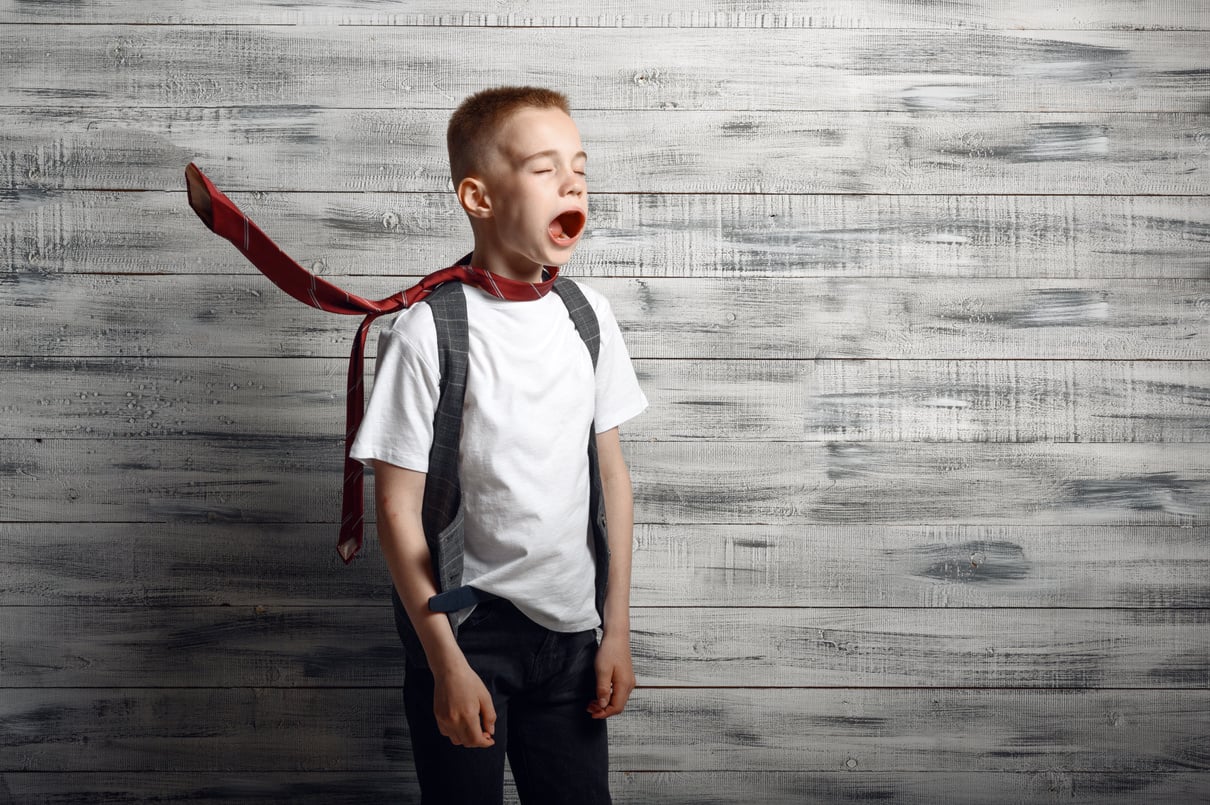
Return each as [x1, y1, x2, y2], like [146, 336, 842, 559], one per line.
[595, 673, 613, 711]
[451, 720, 493, 748]
[596, 672, 634, 717]
[610, 684, 633, 713]
[464, 725, 495, 748]
[481, 695, 497, 737]
[597, 701, 624, 718]
[607, 687, 632, 716]
[441, 711, 488, 748]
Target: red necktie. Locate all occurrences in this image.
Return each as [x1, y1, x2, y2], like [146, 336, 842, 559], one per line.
[184, 162, 559, 563]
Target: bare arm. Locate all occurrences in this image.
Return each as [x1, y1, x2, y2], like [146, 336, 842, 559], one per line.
[586, 426, 638, 719]
[373, 459, 497, 747]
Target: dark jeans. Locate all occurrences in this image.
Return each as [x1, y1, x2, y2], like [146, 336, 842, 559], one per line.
[402, 597, 612, 805]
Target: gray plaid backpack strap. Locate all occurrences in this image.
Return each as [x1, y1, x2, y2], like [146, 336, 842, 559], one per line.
[423, 282, 510, 621]
[419, 280, 470, 600]
[551, 275, 600, 369]
[551, 276, 610, 619]
[389, 281, 477, 661]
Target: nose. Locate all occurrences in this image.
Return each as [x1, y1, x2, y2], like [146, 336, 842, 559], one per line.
[561, 167, 585, 196]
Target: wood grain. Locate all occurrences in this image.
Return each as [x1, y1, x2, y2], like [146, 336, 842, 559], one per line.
[2, 604, 1206, 688]
[4, 275, 1208, 360]
[4, 523, 1207, 609]
[8, 190, 1210, 279]
[1, 771, 1206, 805]
[2, 0, 1206, 29]
[5, 357, 1209, 443]
[5, 439, 1209, 525]
[630, 524, 1210, 609]
[4, 3, 1208, 800]
[4, 27, 1209, 112]
[4, 109, 1208, 194]
[2, 687, 1206, 772]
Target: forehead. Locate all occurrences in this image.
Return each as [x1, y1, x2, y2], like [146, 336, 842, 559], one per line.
[492, 106, 583, 161]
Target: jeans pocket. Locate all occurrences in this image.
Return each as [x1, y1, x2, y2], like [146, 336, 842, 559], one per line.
[457, 603, 491, 634]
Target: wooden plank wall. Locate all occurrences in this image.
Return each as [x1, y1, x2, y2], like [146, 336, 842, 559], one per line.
[2, 1, 1209, 802]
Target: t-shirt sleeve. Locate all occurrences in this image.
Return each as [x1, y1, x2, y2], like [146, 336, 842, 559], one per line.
[590, 291, 649, 433]
[348, 306, 439, 473]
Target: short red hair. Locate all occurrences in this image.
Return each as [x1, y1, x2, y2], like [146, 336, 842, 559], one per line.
[447, 86, 571, 185]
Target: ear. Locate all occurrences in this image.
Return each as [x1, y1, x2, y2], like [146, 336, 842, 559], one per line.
[457, 176, 493, 220]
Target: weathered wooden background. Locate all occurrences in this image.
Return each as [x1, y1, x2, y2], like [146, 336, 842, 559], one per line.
[3, 1, 1209, 802]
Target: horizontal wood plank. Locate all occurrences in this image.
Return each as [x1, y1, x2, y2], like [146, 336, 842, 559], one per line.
[4, 109, 1209, 194]
[2, 605, 1207, 688]
[4, 275, 1208, 360]
[2, 687, 1206, 772]
[8, 190, 1210, 279]
[4, 357, 1209, 443]
[2, 0, 1206, 29]
[5, 439, 1208, 525]
[630, 524, 1210, 609]
[5, 28, 1208, 112]
[3, 523, 1207, 609]
[0, 771, 1206, 805]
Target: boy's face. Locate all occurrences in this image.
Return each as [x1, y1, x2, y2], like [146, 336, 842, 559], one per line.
[473, 106, 588, 271]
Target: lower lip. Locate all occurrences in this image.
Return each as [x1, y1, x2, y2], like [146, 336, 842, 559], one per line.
[548, 229, 580, 247]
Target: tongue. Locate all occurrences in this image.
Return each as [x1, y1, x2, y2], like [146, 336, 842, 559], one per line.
[549, 211, 584, 243]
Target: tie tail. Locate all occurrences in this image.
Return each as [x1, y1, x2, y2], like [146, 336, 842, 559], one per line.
[184, 162, 220, 232]
[185, 161, 248, 248]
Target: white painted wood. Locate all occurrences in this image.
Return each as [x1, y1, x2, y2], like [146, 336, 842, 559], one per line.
[4, 275, 1208, 360]
[2, 0, 1206, 29]
[4, 27, 1208, 112]
[3, 3, 1208, 800]
[2, 687, 1206, 772]
[5, 439, 1209, 525]
[624, 441, 1210, 525]
[2, 771, 1204, 805]
[4, 109, 1208, 194]
[6, 358, 1210, 443]
[630, 524, 1210, 609]
[12, 357, 1210, 443]
[2, 604, 1206, 688]
[4, 523, 1207, 609]
[7, 190, 1210, 279]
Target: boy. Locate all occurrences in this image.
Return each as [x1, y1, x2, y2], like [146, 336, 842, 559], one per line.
[349, 86, 647, 804]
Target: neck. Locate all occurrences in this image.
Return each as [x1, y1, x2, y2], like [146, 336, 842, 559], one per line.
[469, 247, 550, 285]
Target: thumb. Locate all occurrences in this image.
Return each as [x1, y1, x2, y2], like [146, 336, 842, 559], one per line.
[596, 679, 611, 708]
[481, 693, 497, 736]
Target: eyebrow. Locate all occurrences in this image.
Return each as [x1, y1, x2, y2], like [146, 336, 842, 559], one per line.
[522, 149, 588, 163]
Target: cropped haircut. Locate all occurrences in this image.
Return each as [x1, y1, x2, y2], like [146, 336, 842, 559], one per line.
[447, 86, 571, 186]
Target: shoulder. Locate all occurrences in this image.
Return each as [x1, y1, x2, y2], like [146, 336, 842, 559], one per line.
[379, 299, 439, 372]
[383, 298, 436, 342]
[560, 279, 626, 345]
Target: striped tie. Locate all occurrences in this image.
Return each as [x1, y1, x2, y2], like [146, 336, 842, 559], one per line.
[184, 162, 559, 563]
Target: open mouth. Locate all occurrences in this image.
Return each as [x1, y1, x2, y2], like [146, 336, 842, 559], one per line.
[548, 209, 586, 245]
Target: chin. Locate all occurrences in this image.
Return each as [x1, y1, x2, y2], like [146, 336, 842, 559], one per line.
[539, 243, 579, 267]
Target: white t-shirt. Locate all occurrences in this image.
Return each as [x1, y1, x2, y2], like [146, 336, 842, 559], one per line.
[349, 279, 648, 632]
